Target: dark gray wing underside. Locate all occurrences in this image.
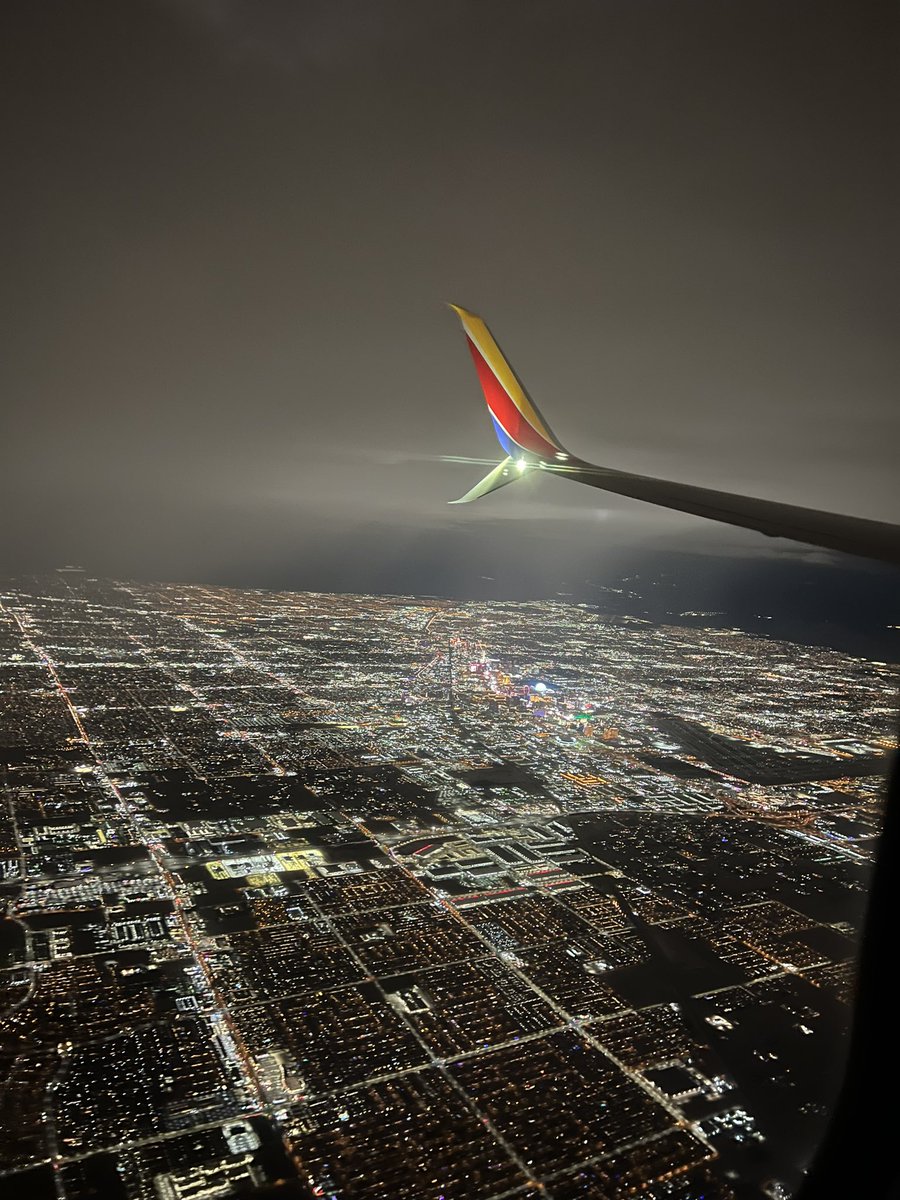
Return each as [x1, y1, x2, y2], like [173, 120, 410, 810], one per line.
[548, 460, 900, 566]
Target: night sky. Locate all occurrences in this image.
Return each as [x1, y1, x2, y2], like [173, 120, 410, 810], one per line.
[2, 1, 896, 640]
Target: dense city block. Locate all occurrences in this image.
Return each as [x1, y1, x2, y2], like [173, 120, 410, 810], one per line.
[0, 572, 894, 1198]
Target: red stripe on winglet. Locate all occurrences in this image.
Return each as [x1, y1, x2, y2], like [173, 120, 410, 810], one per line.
[465, 337, 558, 458]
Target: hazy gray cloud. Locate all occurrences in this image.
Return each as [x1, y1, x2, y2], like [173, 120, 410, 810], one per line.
[1, 0, 896, 603]
[162, 0, 469, 69]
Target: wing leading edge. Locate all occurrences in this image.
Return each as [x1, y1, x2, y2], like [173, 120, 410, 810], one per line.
[449, 304, 900, 567]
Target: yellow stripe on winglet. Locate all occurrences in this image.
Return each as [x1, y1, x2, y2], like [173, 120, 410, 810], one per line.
[448, 304, 559, 447]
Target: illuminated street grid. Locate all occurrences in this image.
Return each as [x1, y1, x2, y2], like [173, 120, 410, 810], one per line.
[0, 572, 894, 1199]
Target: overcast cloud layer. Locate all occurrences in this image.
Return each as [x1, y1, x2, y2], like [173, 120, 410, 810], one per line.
[1, 1, 896, 603]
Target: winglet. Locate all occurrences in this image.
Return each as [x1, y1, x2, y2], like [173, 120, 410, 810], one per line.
[448, 303, 568, 462]
[449, 456, 520, 504]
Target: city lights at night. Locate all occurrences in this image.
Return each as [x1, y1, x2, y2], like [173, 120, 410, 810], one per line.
[0, 572, 894, 1197]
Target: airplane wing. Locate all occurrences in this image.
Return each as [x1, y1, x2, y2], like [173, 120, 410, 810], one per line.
[449, 304, 900, 567]
[550, 459, 900, 564]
